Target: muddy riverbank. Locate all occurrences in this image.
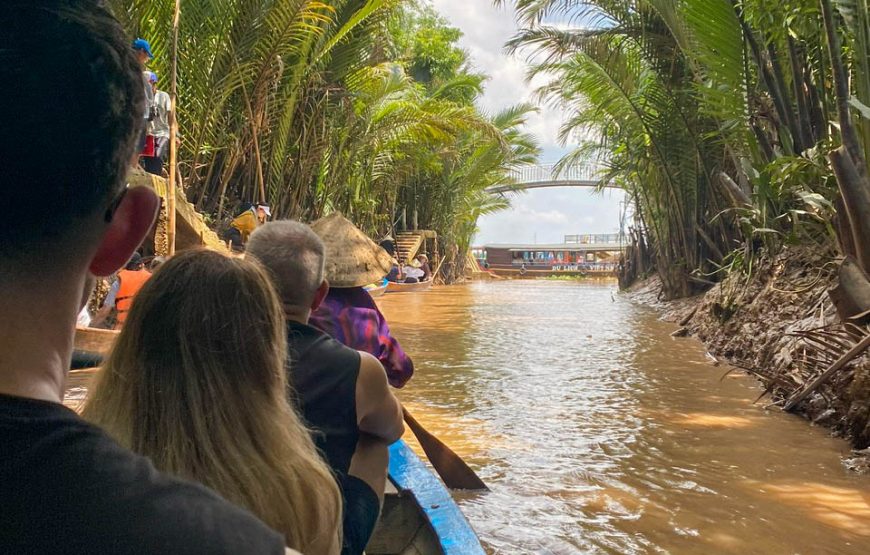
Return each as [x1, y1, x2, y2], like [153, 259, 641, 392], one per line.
[625, 246, 870, 469]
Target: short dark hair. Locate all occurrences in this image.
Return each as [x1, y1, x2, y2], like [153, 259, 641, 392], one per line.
[246, 221, 326, 313]
[0, 1, 144, 262]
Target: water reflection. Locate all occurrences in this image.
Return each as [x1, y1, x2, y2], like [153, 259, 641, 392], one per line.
[377, 280, 870, 554]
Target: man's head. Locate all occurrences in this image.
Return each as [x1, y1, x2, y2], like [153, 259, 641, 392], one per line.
[147, 71, 158, 92]
[256, 203, 271, 224]
[0, 2, 159, 282]
[132, 38, 153, 66]
[125, 253, 144, 271]
[246, 221, 328, 320]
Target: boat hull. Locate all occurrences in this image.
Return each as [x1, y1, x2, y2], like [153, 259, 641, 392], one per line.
[366, 284, 388, 297]
[367, 441, 485, 555]
[385, 280, 433, 293]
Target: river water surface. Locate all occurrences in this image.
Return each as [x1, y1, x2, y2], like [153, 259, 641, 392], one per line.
[377, 280, 870, 554]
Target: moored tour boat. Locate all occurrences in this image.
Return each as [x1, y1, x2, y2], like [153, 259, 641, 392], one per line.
[69, 327, 484, 554]
[385, 280, 433, 293]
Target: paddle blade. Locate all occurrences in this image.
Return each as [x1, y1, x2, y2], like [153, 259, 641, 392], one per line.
[402, 408, 488, 491]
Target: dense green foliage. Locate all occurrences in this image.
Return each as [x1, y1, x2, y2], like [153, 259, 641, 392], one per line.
[109, 0, 538, 269]
[503, 0, 870, 298]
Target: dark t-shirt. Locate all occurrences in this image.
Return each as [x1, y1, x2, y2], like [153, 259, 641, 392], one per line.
[0, 394, 285, 554]
[286, 321, 360, 476]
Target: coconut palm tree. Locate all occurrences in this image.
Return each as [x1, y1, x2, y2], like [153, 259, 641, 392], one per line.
[500, 0, 870, 298]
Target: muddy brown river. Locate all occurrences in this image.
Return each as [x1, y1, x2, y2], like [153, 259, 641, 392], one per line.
[377, 280, 870, 554]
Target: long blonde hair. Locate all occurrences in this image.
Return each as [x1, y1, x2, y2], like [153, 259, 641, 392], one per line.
[83, 249, 341, 553]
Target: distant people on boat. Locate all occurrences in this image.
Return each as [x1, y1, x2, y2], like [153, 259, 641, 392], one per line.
[309, 213, 415, 388]
[141, 71, 171, 176]
[224, 202, 271, 251]
[248, 221, 404, 555]
[0, 3, 289, 552]
[402, 259, 424, 283]
[91, 252, 152, 330]
[148, 255, 167, 271]
[83, 250, 340, 554]
[416, 253, 432, 281]
[386, 263, 401, 282]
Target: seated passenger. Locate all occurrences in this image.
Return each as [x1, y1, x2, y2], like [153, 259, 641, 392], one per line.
[416, 253, 432, 281]
[401, 260, 424, 283]
[0, 3, 289, 552]
[308, 213, 415, 388]
[247, 221, 404, 555]
[83, 250, 341, 554]
[385, 264, 401, 282]
[223, 202, 271, 251]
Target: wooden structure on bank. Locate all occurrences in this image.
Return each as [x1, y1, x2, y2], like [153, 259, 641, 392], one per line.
[128, 169, 227, 256]
[86, 170, 226, 316]
[395, 230, 438, 267]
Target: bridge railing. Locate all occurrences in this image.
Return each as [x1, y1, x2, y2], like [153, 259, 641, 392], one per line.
[564, 233, 621, 245]
[507, 162, 601, 185]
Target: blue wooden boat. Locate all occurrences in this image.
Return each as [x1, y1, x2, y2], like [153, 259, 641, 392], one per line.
[366, 441, 485, 555]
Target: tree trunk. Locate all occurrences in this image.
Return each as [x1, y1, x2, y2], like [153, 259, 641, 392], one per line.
[786, 37, 816, 148]
[829, 148, 870, 272]
[828, 257, 870, 321]
[833, 195, 858, 260]
[821, 0, 868, 178]
[718, 172, 752, 208]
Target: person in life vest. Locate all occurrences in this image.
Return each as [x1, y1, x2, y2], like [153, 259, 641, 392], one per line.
[224, 202, 271, 251]
[92, 253, 152, 329]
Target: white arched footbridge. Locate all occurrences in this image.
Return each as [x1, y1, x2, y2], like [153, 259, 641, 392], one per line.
[487, 162, 618, 194]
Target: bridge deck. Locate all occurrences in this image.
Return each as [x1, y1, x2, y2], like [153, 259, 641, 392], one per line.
[488, 162, 616, 193]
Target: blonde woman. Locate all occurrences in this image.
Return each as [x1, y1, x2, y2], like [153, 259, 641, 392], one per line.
[83, 250, 341, 554]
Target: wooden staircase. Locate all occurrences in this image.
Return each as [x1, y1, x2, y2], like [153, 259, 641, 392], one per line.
[395, 231, 425, 265]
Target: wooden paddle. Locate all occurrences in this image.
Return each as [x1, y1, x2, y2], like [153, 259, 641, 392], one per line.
[402, 407, 488, 491]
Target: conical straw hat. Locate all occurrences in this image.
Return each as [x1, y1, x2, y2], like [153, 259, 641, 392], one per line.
[310, 212, 393, 288]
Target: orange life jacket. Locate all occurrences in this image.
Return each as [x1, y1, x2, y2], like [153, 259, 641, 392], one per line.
[114, 269, 151, 329]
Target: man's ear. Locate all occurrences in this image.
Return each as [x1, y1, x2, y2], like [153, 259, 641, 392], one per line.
[310, 280, 330, 312]
[89, 187, 160, 277]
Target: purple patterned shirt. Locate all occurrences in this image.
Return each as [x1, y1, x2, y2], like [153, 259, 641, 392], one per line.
[309, 287, 414, 388]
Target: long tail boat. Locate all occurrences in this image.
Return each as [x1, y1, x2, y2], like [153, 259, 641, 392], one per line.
[385, 279, 433, 293]
[70, 328, 484, 555]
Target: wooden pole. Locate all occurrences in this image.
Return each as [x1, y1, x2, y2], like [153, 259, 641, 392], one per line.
[167, 0, 180, 255]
